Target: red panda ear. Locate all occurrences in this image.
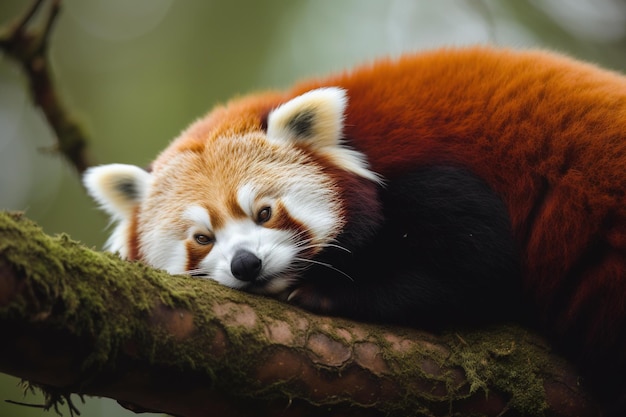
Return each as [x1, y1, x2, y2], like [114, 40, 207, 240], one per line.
[267, 87, 381, 183]
[266, 87, 347, 149]
[83, 164, 152, 221]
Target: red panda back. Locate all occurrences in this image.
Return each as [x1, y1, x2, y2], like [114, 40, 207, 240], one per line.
[290, 47, 626, 405]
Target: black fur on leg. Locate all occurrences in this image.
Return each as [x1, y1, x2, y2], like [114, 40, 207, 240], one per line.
[293, 165, 523, 329]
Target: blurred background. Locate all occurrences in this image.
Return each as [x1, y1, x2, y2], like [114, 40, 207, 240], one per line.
[2, 0, 626, 416]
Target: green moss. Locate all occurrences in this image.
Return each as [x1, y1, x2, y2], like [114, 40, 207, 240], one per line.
[443, 325, 548, 415]
[0, 211, 187, 368]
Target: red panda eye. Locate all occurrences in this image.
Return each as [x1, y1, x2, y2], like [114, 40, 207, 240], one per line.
[257, 206, 272, 223]
[194, 234, 214, 245]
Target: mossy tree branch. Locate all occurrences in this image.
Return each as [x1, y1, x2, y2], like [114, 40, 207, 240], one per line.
[0, 0, 92, 174]
[0, 211, 601, 416]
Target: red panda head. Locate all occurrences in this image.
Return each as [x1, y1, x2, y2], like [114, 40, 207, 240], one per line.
[83, 87, 381, 295]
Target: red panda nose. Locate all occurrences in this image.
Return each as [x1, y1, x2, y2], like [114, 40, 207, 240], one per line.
[231, 249, 262, 282]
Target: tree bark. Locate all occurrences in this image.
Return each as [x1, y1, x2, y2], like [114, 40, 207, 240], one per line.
[0, 211, 601, 417]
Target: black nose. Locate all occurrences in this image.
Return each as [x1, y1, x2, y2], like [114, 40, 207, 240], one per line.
[231, 249, 262, 282]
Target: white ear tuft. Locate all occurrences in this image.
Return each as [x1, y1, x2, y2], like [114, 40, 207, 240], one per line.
[266, 87, 347, 149]
[83, 164, 152, 221]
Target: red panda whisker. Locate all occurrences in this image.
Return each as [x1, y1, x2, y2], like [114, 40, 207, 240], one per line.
[283, 262, 317, 280]
[290, 233, 351, 254]
[293, 257, 354, 282]
[289, 231, 313, 245]
[299, 242, 352, 253]
[326, 242, 352, 253]
[284, 262, 312, 274]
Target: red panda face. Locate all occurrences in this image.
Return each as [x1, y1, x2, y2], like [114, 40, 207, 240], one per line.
[83, 87, 379, 295]
[136, 132, 346, 294]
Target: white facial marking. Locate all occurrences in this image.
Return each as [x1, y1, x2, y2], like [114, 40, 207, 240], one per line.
[281, 183, 338, 243]
[183, 205, 212, 231]
[236, 183, 259, 218]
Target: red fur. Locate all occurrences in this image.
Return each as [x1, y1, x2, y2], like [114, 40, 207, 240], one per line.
[290, 47, 626, 354]
[127, 207, 141, 261]
[155, 46, 626, 407]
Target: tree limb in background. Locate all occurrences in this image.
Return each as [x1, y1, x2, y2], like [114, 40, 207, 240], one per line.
[0, 212, 601, 416]
[0, 0, 92, 174]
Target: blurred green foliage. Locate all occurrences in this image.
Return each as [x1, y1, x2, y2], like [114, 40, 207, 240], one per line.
[2, 0, 626, 416]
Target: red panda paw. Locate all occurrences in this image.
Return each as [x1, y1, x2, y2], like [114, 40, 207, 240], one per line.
[287, 284, 334, 315]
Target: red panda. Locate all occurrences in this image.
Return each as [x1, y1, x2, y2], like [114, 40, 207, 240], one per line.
[83, 46, 626, 412]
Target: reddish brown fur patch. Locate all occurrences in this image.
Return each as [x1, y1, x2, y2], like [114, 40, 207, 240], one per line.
[152, 93, 287, 172]
[266, 200, 314, 256]
[128, 206, 141, 261]
[202, 193, 247, 231]
[185, 239, 214, 272]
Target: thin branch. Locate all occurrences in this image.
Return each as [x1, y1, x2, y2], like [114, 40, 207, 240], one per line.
[0, 0, 92, 174]
[37, 0, 62, 54]
[10, 0, 46, 36]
